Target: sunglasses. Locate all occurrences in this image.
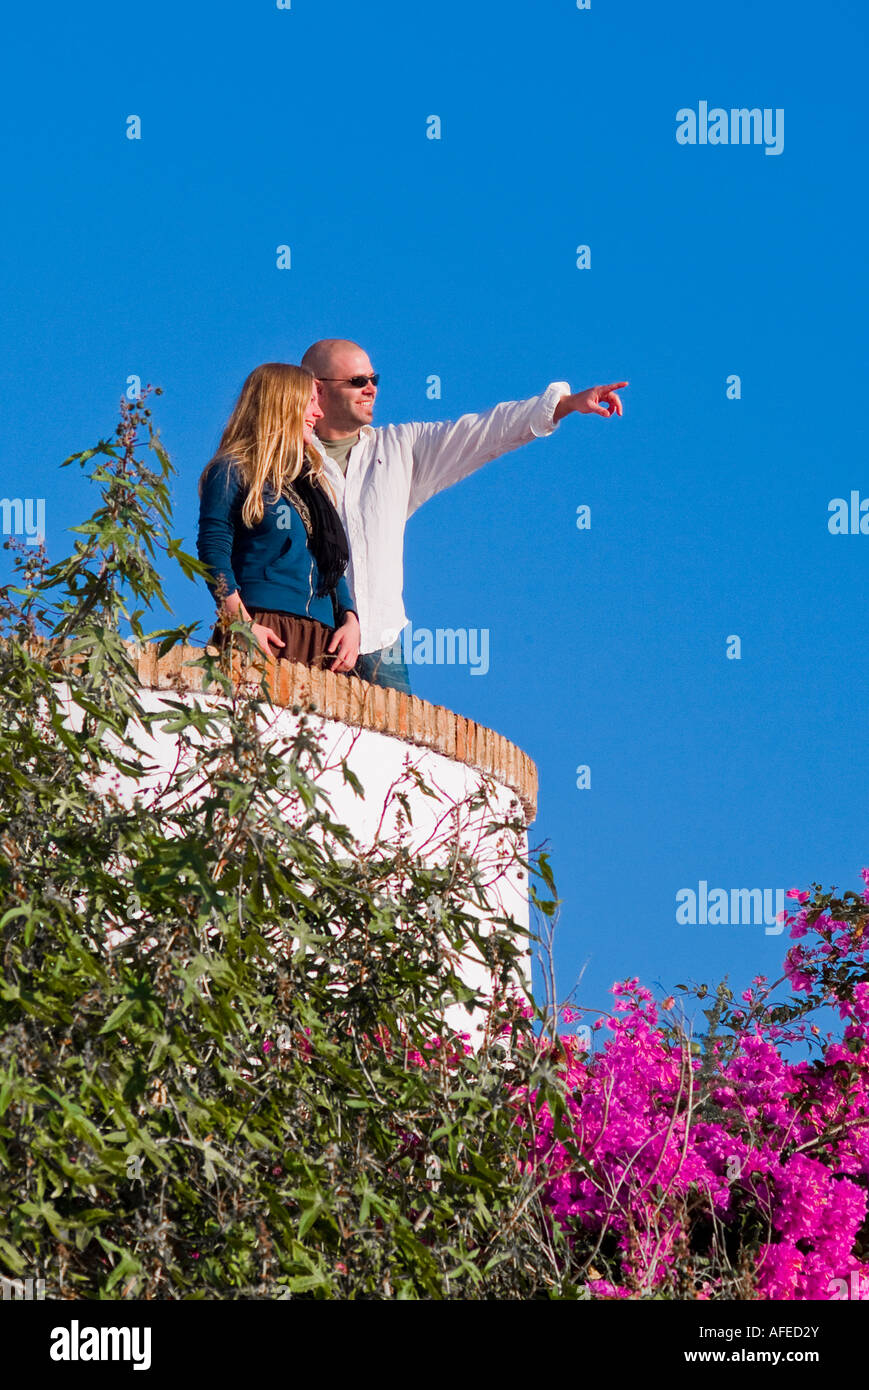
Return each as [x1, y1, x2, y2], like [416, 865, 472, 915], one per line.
[317, 374, 380, 388]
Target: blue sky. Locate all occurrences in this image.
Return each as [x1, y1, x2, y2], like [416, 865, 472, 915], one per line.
[2, 0, 867, 1035]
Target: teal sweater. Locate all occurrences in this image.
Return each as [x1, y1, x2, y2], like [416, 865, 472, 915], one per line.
[197, 459, 355, 627]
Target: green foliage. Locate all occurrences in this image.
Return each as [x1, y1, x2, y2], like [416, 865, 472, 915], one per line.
[0, 393, 561, 1299]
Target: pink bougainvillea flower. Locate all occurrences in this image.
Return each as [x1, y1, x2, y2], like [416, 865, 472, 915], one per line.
[521, 869, 869, 1301]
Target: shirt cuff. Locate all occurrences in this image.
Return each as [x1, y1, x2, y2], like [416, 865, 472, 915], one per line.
[530, 381, 571, 437]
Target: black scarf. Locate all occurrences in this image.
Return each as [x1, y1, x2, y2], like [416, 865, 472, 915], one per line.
[286, 465, 349, 599]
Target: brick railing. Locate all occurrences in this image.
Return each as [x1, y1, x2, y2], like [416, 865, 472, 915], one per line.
[123, 641, 538, 822]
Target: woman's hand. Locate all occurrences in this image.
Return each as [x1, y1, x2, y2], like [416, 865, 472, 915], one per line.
[220, 593, 284, 658]
[251, 622, 285, 658]
[326, 611, 360, 674]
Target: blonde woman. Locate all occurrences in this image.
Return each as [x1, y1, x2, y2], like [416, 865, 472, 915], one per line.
[197, 363, 360, 672]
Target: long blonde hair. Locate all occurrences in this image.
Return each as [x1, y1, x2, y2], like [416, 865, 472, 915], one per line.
[199, 363, 333, 528]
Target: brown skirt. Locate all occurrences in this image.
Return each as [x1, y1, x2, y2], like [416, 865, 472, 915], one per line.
[209, 608, 349, 674]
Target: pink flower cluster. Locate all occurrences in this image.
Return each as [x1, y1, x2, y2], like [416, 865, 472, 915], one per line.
[527, 874, 869, 1300]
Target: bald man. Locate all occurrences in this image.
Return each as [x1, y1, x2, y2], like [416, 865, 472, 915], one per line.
[302, 338, 627, 692]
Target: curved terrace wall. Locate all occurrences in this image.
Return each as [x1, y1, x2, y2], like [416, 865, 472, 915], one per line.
[55, 641, 540, 1044]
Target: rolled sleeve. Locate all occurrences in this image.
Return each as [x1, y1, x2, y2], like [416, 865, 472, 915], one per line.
[529, 381, 572, 436]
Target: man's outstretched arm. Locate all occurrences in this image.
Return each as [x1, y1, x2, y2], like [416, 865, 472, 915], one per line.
[405, 380, 628, 516]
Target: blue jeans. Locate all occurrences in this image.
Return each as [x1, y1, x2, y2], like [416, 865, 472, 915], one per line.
[355, 642, 412, 694]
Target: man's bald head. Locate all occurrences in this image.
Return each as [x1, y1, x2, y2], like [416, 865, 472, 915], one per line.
[303, 339, 378, 440]
[301, 339, 365, 378]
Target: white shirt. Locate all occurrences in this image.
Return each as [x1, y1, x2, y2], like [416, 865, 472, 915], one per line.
[313, 382, 570, 653]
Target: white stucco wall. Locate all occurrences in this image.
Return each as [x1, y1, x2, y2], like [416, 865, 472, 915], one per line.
[57, 682, 531, 1047]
